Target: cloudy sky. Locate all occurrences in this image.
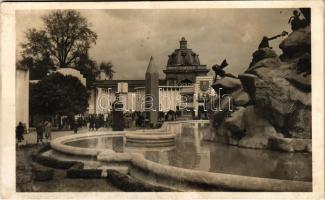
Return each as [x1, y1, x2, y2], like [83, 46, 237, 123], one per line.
[16, 9, 294, 80]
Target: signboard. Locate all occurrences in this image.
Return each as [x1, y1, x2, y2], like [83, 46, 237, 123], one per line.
[199, 81, 210, 92]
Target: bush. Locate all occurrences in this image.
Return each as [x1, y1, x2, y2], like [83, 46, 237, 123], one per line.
[30, 73, 89, 117]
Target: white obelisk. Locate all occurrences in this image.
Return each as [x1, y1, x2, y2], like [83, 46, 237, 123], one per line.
[145, 56, 159, 127]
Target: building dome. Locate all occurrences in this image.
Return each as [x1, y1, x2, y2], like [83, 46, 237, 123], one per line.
[167, 37, 201, 66]
[164, 37, 209, 86]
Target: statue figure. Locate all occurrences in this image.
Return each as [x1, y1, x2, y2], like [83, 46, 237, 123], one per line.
[258, 31, 288, 49]
[299, 8, 310, 24]
[212, 59, 236, 82]
[288, 10, 308, 31]
[212, 59, 228, 82]
[112, 94, 125, 131]
[248, 31, 287, 68]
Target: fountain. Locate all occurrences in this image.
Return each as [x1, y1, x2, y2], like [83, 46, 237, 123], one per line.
[37, 120, 312, 192]
[35, 53, 313, 189]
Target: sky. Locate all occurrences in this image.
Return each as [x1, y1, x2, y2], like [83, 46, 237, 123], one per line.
[16, 9, 294, 80]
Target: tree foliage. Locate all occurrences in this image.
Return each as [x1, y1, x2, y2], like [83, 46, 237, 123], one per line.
[30, 73, 89, 117]
[74, 52, 99, 87]
[18, 53, 55, 80]
[20, 10, 98, 80]
[99, 61, 115, 80]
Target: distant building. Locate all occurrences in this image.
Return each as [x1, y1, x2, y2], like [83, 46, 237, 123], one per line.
[89, 37, 214, 118]
[19, 37, 215, 127]
[164, 37, 209, 86]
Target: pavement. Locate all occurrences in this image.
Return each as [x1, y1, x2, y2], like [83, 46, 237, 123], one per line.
[17, 127, 110, 146]
[18, 126, 142, 146]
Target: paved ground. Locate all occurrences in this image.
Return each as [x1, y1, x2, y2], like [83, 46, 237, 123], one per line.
[16, 144, 121, 192]
[16, 127, 126, 192]
[19, 124, 146, 146]
[18, 127, 116, 146]
[15, 125, 147, 192]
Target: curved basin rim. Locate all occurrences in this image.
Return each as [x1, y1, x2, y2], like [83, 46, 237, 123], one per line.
[49, 120, 311, 191]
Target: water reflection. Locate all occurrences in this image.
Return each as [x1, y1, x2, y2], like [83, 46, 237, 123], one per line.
[66, 137, 124, 153]
[65, 123, 312, 181]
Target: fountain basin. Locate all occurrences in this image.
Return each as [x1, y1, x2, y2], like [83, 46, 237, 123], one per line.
[97, 151, 311, 192]
[125, 133, 175, 147]
[47, 120, 312, 192]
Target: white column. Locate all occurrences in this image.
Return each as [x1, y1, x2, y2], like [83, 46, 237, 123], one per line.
[171, 88, 175, 111]
[96, 88, 101, 114]
[165, 88, 168, 112]
[194, 82, 199, 117]
[159, 87, 161, 111]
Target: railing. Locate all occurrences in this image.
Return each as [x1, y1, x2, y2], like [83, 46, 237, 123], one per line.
[165, 65, 208, 71]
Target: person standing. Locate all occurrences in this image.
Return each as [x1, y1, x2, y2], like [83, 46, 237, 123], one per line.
[95, 116, 100, 131]
[36, 122, 44, 144]
[73, 119, 78, 133]
[89, 115, 94, 131]
[16, 122, 25, 143]
[92, 115, 94, 131]
[44, 120, 52, 140]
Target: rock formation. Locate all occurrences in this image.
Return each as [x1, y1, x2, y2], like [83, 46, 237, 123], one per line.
[206, 23, 311, 153]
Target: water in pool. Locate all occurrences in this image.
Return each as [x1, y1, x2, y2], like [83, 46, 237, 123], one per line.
[65, 122, 312, 181]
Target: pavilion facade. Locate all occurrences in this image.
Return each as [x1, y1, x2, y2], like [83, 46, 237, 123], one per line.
[89, 37, 214, 118]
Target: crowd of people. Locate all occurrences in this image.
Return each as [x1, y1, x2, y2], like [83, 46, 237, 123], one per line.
[35, 120, 52, 144]
[87, 114, 104, 131]
[15, 120, 52, 145]
[16, 110, 195, 145]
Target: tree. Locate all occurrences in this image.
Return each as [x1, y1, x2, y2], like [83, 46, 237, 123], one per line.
[74, 52, 99, 87]
[20, 10, 97, 77]
[30, 73, 89, 118]
[18, 53, 55, 80]
[99, 61, 115, 80]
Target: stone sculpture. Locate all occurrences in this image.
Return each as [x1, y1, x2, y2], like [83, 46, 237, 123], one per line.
[112, 95, 125, 131]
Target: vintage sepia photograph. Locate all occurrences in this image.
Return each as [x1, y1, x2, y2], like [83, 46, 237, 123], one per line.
[14, 6, 313, 192]
[0, 1, 324, 198]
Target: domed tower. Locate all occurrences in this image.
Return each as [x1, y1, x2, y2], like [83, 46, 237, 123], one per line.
[163, 37, 209, 86]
